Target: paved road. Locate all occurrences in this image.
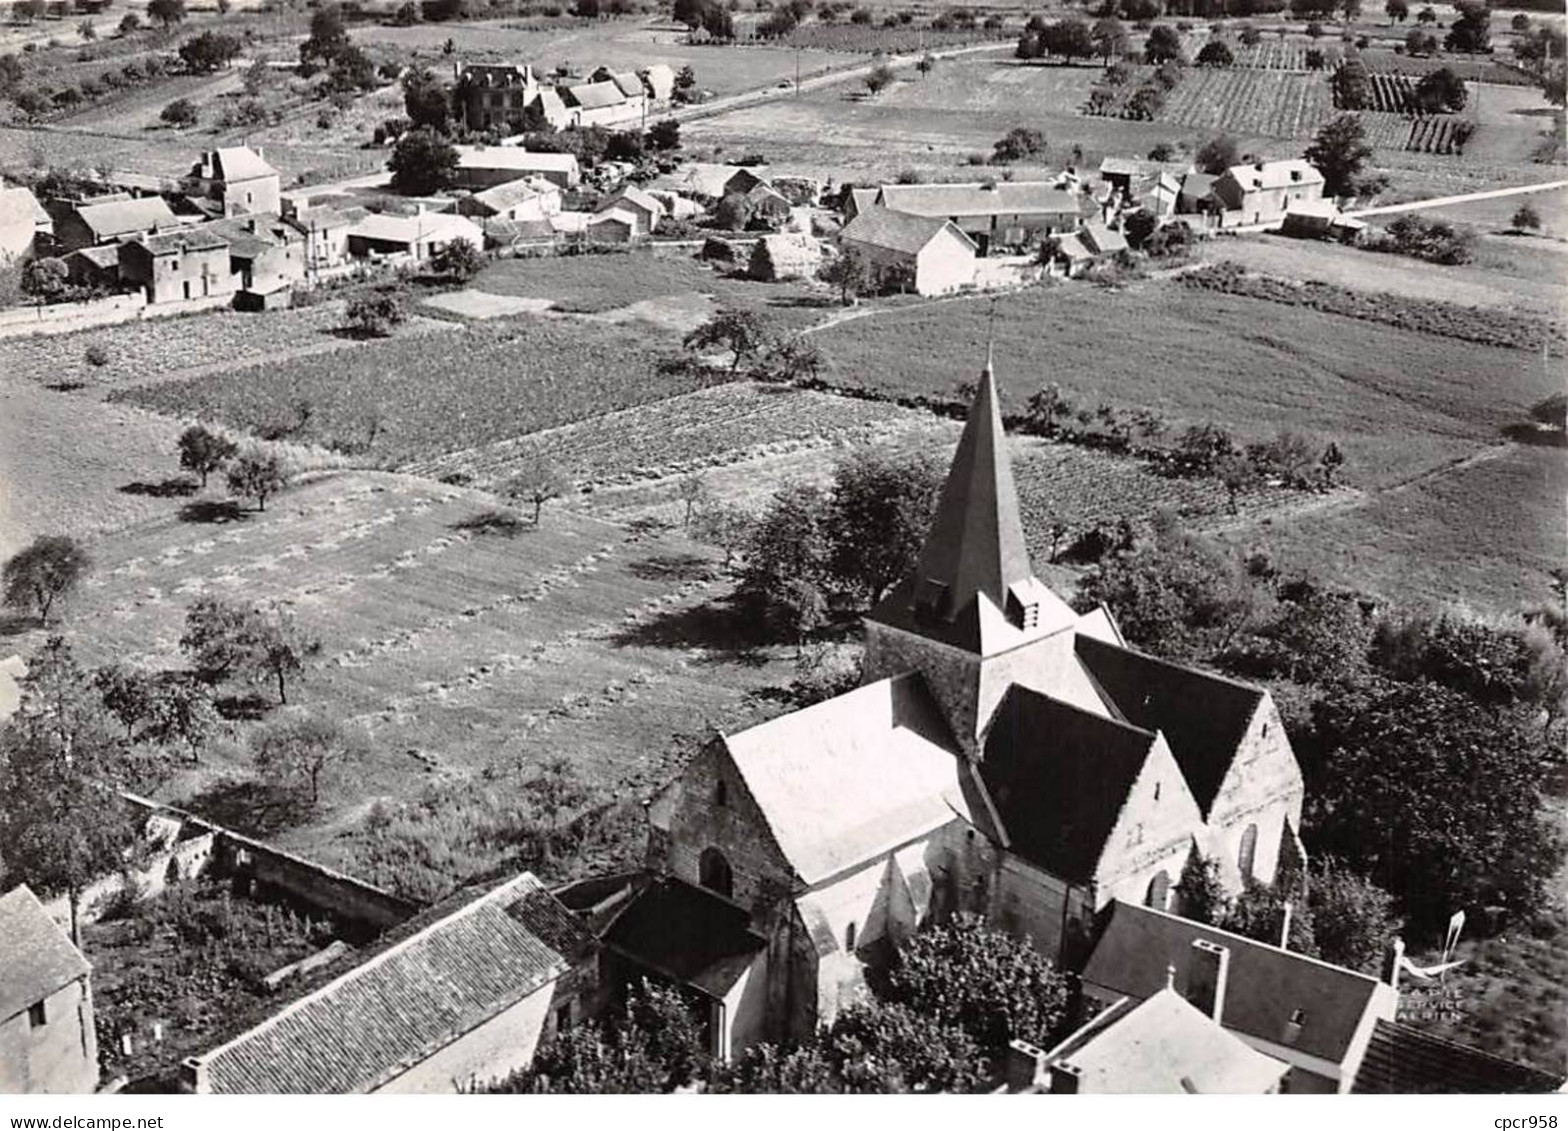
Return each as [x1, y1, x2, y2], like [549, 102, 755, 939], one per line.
[1344, 179, 1568, 218]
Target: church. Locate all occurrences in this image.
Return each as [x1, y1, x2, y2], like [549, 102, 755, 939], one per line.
[602, 355, 1308, 1059]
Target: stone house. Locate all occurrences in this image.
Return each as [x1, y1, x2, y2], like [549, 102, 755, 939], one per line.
[454, 177, 562, 224]
[454, 146, 582, 191]
[283, 206, 358, 272]
[0, 183, 50, 261]
[346, 211, 484, 262]
[1212, 160, 1325, 227]
[839, 207, 978, 296]
[181, 873, 597, 1093]
[456, 63, 543, 133]
[53, 196, 179, 254]
[187, 147, 282, 219]
[585, 208, 638, 244]
[873, 181, 1085, 254]
[599, 186, 664, 236]
[603, 358, 1308, 1059]
[118, 229, 235, 305]
[207, 214, 307, 299]
[0, 885, 99, 1094]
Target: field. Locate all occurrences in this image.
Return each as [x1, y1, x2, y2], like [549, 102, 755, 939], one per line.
[1160, 68, 1334, 140]
[1387, 184, 1568, 235]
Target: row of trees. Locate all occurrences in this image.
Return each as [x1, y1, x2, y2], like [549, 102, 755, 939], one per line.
[497, 914, 1073, 1092]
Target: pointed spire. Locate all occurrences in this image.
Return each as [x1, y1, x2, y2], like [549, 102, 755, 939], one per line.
[905, 352, 1032, 627]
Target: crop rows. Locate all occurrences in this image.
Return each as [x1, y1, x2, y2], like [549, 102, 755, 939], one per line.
[1158, 68, 1334, 139]
[1365, 72, 1415, 113]
[783, 24, 1005, 52]
[1182, 263, 1564, 353]
[1235, 40, 1311, 72]
[1406, 115, 1466, 155]
[1358, 50, 1533, 86]
[1359, 109, 1419, 147]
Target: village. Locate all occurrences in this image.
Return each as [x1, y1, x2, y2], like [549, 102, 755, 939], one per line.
[0, 0, 1566, 1103]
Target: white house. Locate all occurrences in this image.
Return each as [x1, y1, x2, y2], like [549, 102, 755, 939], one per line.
[838, 206, 977, 296]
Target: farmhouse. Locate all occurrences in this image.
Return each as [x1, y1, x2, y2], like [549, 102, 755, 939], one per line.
[181, 873, 596, 1094]
[454, 146, 582, 191]
[839, 207, 977, 296]
[284, 206, 359, 272]
[0, 183, 50, 261]
[0, 885, 99, 1095]
[346, 211, 484, 262]
[1026, 987, 1290, 1093]
[599, 186, 665, 236]
[456, 63, 544, 132]
[65, 244, 122, 290]
[187, 147, 282, 219]
[455, 177, 563, 224]
[53, 196, 179, 253]
[641, 63, 676, 102]
[207, 214, 306, 302]
[649, 163, 768, 203]
[1213, 160, 1326, 227]
[603, 359, 1308, 1059]
[118, 228, 235, 305]
[871, 181, 1085, 253]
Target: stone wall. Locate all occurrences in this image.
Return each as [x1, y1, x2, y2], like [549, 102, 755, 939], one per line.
[0, 976, 97, 1095]
[1202, 694, 1307, 892]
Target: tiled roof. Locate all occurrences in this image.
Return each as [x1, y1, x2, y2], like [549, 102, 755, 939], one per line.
[136, 228, 230, 255]
[567, 81, 624, 109]
[193, 873, 590, 1094]
[1083, 900, 1395, 1065]
[1054, 232, 1093, 260]
[474, 177, 552, 211]
[721, 672, 989, 884]
[1352, 1020, 1565, 1094]
[981, 688, 1158, 883]
[602, 877, 765, 997]
[1082, 220, 1128, 255]
[1098, 157, 1146, 177]
[1075, 635, 1263, 816]
[0, 885, 90, 1022]
[76, 196, 177, 238]
[1221, 159, 1325, 193]
[841, 206, 966, 256]
[455, 146, 580, 174]
[1049, 989, 1290, 1093]
[0, 185, 48, 230]
[608, 71, 643, 98]
[72, 244, 121, 269]
[1179, 172, 1218, 199]
[879, 181, 1083, 219]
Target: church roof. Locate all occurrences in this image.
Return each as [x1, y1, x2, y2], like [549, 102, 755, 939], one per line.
[980, 687, 1157, 883]
[602, 877, 765, 998]
[1075, 635, 1263, 816]
[1047, 988, 1289, 1093]
[868, 358, 1073, 653]
[721, 673, 989, 884]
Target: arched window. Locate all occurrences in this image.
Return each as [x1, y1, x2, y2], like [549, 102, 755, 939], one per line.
[699, 847, 733, 899]
[845, 921, 857, 953]
[1238, 824, 1259, 883]
[1146, 870, 1171, 910]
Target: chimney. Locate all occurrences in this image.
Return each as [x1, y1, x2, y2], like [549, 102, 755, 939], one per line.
[1254, 161, 1265, 171]
[1380, 936, 1405, 991]
[1186, 939, 1230, 1025]
[1279, 900, 1293, 951]
[1004, 1039, 1048, 1091]
[179, 1056, 208, 1094]
[1047, 1060, 1082, 1095]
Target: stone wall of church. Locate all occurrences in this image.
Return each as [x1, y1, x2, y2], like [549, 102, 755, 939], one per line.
[993, 854, 1093, 963]
[1094, 735, 1207, 913]
[1201, 695, 1306, 892]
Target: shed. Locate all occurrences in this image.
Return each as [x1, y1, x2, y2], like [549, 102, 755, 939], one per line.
[749, 232, 823, 281]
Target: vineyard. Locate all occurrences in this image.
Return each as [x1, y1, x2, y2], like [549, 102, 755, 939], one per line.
[1358, 49, 1534, 86]
[1232, 40, 1330, 72]
[1359, 109, 1418, 147]
[1362, 72, 1416, 114]
[1405, 115, 1471, 155]
[783, 23, 1008, 52]
[1158, 68, 1333, 139]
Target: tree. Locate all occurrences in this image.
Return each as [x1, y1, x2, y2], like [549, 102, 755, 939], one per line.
[676, 473, 707, 527]
[916, 53, 935, 78]
[326, 44, 378, 94]
[1042, 16, 1095, 62]
[712, 190, 754, 231]
[1334, 56, 1371, 108]
[430, 237, 484, 279]
[18, 256, 68, 304]
[227, 444, 288, 512]
[182, 597, 263, 684]
[647, 117, 681, 151]
[177, 423, 237, 488]
[692, 501, 753, 571]
[118, 10, 142, 33]
[1144, 23, 1184, 63]
[178, 30, 241, 73]
[992, 125, 1046, 163]
[738, 484, 834, 639]
[1025, 383, 1076, 434]
[1304, 112, 1374, 198]
[818, 247, 873, 305]
[683, 308, 768, 373]
[1224, 878, 1317, 953]
[1194, 133, 1240, 173]
[1444, 0, 1490, 54]
[673, 63, 696, 101]
[1385, 0, 1407, 20]
[159, 97, 198, 128]
[1239, 22, 1262, 45]
[95, 666, 216, 760]
[884, 913, 1073, 1056]
[1309, 857, 1400, 974]
[1512, 202, 1543, 231]
[1404, 26, 1437, 54]
[505, 455, 569, 524]
[1414, 66, 1467, 112]
[1415, 3, 1435, 21]
[251, 709, 360, 805]
[299, 2, 349, 72]
[3, 536, 89, 628]
[401, 64, 451, 132]
[1176, 850, 1229, 925]
[1196, 39, 1234, 66]
[863, 62, 895, 95]
[146, 0, 185, 25]
[345, 290, 406, 337]
[1302, 676, 1562, 930]
[1092, 15, 1128, 60]
[828, 449, 943, 605]
[253, 605, 318, 705]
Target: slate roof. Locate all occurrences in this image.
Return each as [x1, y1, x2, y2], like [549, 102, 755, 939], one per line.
[1352, 1020, 1565, 1094]
[1075, 635, 1263, 816]
[1053, 232, 1093, 261]
[1082, 220, 1128, 255]
[1098, 157, 1146, 178]
[840, 206, 969, 257]
[72, 244, 121, 269]
[349, 212, 482, 247]
[1221, 159, 1325, 193]
[1083, 900, 1395, 1066]
[455, 146, 581, 176]
[0, 885, 90, 1023]
[878, 181, 1083, 220]
[869, 359, 1073, 652]
[135, 228, 230, 255]
[1049, 989, 1289, 1093]
[602, 877, 765, 997]
[609, 185, 664, 219]
[720, 672, 990, 884]
[1179, 172, 1218, 202]
[567, 81, 625, 109]
[192, 873, 590, 1094]
[76, 196, 177, 239]
[608, 71, 643, 98]
[202, 146, 277, 182]
[981, 688, 1156, 883]
[473, 177, 554, 212]
[648, 164, 763, 200]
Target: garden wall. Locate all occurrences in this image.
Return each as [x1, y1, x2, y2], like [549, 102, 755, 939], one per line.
[0, 291, 234, 341]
